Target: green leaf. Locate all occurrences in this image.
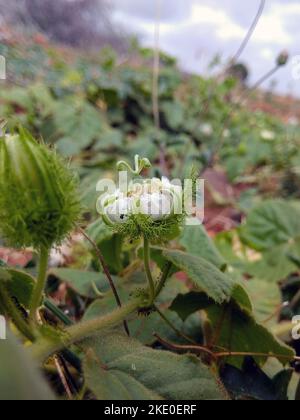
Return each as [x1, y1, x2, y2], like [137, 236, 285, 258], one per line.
[245, 279, 281, 325]
[129, 309, 186, 345]
[206, 298, 295, 369]
[54, 100, 105, 156]
[0, 87, 34, 110]
[0, 268, 35, 308]
[180, 223, 227, 270]
[243, 245, 300, 283]
[170, 291, 213, 321]
[83, 333, 226, 400]
[83, 271, 148, 321]
[0, 330, 55, 400]
[240, 200, 300, 282]
[230, 283, 253, 313]
[241, 200, 300, 251]
[83, 277, 198, 345]
[85, 219, 115, 245]
[49, 268, 114, 298]
[85, 220, 124, 273]
[170, 284, 252, 321]
[99, 234, 124, 274]
[94, 128, 123, 150]
[161, 101, 185, 130]
[162, 249, 235, 304]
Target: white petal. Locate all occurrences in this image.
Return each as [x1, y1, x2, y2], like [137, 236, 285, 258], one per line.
[138, 193, 173, 220]
[106, 197, 133, 224]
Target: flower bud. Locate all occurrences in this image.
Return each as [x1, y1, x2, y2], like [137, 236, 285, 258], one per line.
[277, 50, 289, 67]
[0, 128, 81, 249]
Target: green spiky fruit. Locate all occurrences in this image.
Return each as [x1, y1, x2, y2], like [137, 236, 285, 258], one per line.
[0, 128, 81, 249]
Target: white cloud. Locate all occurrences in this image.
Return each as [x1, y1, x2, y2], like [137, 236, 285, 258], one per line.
[113, 3, 246, 46]
[251, 2, 300, 46]
[260, 47, 274, 60]
[190, 4, 244, 40]
[252, 8, 292, 46]
[189, 3, 295, 47]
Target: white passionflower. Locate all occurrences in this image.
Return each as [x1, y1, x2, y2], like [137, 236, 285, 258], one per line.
[136, 192, 174, 221]
[98, 156, 184, 243]
[105, 196, 133, 225]
[100, 177, 182, 224]
[135, 178, 181, 220]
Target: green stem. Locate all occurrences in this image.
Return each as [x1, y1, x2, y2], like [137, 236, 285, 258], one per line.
[155, 262, 173, 297]
[29, 246, 49, 323]
[31, 298, 141, 362]
[154, 304, 196, 345]
[0, 283, 35, 342]
[44, 299, 74, 327]
[143, 236, 155, 304]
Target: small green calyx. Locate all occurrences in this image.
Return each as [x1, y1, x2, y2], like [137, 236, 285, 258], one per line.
[0, 127, 81, 249]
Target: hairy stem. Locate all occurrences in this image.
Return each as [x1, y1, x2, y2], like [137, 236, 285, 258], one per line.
[31, 298, 142, 362]
[29, 246, 49, 323]
[0, 283, 35, 341]
[80, 227, 130, 336]
[155, 262, 173, 297]
[155, 334, 299, 363]
[143, 236, 155, 304]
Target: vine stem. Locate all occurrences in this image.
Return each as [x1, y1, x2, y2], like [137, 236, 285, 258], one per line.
[152, 0, 168, 175]
[29, 246, 49, 323]
[79, 227, 130, 337]
[152, 0, 161, 132]
[250, 65, 280, 91]
[143, 236, 155, 304]
[0, 283, 35, 342]
[154, 334, 216, 359]
[231, 0, 265, 63]
[31, 298, 142, 362]
[154, 334, 300, 363]
[155, 262, 172, 297]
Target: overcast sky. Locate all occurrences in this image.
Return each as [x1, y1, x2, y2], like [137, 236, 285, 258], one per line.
[110, 0, 300, 96]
